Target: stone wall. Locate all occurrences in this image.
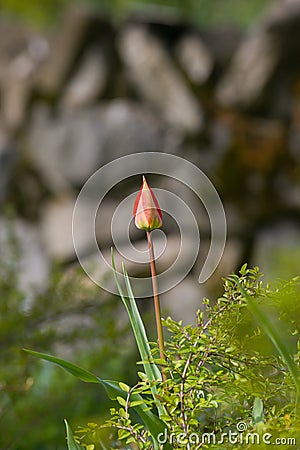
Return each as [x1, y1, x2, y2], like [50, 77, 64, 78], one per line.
[1, 1, 300, 324]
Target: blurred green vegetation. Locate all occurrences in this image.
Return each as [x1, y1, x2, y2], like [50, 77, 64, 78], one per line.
[261, 245, 300, 282]
[1, 0, 276, 29]
[0, 0, 72, 27]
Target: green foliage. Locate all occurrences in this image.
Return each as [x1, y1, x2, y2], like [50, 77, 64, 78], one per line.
[103, 0, 275, 28]
[0, 0, 72, 27]
[0, 225, 137, 450]
[1, 0, 275, 29]
[24, 348, 167, 448]
[73, 265, 300, 449]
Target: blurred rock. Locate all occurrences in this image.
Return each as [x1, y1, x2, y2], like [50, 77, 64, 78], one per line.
[40, 193, 91, 261]
[0, 217, 50, 307]
[0, 18, 32, 80]
[119, 25, 203, 133]
[27, 100, 180, 191]
[40, 193, 141, 261]
[27, 104, 104, 190]
[216, 0, 300, 109]
[0, 131, 15, 205]
[157, 176, 211, 237]
[176, 33, 213, 85]
[61, 44, 108, 109]
[98, 100, 181, 164]
[36, 6, 112, 96]
[216, 29, 279, 109]
[203, 118, 233, 174]
[0, 20, 47, 131]
[1, 53, 34, 131]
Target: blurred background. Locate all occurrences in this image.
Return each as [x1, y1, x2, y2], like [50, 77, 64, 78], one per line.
[1, 0, 300, 448]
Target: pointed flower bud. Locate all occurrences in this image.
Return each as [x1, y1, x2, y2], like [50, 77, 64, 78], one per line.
[133, 176, 163, 231]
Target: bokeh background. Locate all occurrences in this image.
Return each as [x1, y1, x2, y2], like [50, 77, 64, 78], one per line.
[1, 0, 300, 448]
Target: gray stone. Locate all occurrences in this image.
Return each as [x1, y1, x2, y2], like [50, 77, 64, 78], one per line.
[36, 6, 112, 96]
[27, 100, 181, 191]
[40, 193, 94, 261]
[119, 25, 203, 133]
[98, 100, 181, 164]
[216, 29, 279, 108]
[0, 28, 48, 131]
[156, 176, 211, 236]
[216, 0, 300, 109]
[1, 53, 34, 131]
[27, 104, 104, 191]
[61, 44, 108, 109]
[0, 18, 33, 81]
[40, 193, 141, 261]
[176, 34, 213, 85]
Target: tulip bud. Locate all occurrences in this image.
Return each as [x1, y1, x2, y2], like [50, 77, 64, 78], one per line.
[133, 176, 163, 231]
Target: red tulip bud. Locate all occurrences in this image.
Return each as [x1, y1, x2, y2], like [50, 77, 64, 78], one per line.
[133, 176, 163, 231]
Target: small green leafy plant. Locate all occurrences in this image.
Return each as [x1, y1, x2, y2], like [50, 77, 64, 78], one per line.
[25, 264, 300, 449]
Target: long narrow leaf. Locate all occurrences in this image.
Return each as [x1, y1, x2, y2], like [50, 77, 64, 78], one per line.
[123, 263, 161, 381]
[111, 250, 164, 419]
[24, 349, 100, 383]
[111, 251, 162, 384]
[24, 349, 168, 448]
[64, 419, 85, 450]
[122, 265, 165, 419]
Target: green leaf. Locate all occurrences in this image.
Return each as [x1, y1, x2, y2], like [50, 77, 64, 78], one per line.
[129, 400, 145, 407]
[111, 250, 165, 420]
[252, 397, 264, 425]
[64, 419, 85, 450]
[24, 349, 170, 449]
[123, 263, 162, 382]
[118, 382, 130, 392]
[118, 429, 131, 440]
[23, 349, 100, 383]
[116, 396, 127, 407]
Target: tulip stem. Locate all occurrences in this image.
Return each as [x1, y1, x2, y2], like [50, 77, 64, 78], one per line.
[146, 230, 166, 382]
